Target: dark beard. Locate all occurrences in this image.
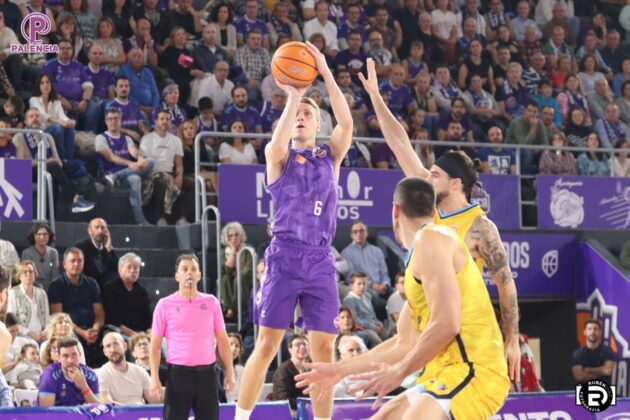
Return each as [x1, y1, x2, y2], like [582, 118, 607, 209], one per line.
[436, 191, 449, 206]
[109, 353, 124, 364]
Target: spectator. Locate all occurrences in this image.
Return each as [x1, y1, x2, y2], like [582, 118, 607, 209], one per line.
[7, 261, 50, 342]
[565, 106, 592, 149]
[97, 108, 153, 225]
[412, 129, 435, 169]
[432, 64, 468, 112]
[616, 81, 630, 125]
[333, 30, 367, 86]
[612, 140, 630, 177]
[600, 31, 623, 76]
[272, 334, 309, 412]
[385, 272, 405, 328]
[572, 319, 616, 385]
[456, 0, 486, 38]
[412, 75, 438, 136]
[369, 6, 402, 57]
[133, 0, 168, 43]
[2, 313, 36, 376]
[539, 132, 577, 175]
[0, 97, 23, 129]
[457, 39, 493, 92]
[85, 44, 115, 131]
[512, 1, 540, 43]
[13, 108, 95, 214]
[139, 110, 184, 226]
[557, 74, 592, 126]
[487, 25, 521, 65]
[7, 343, 42, 390]
[0, 267, 13, 407]
[379, 64, 416, 117]
[496, 62, 529, 122]
[531, 79, 561, 128]
[51, 15, 86, 64]
[122, 18, 158, 68]
[117, 48, 160, 116]
[97, 332, 160, 404]
[130, 332, 166, 383]
[38, 337, 100, 406]
[235, 29, 271, 102]
[218, 119, 257, 164]
[221, 85, 262, 133]
[0, 10, 20, 93]
[165, 0, 201, 38]
[506, 101, 549, 174]
[220, 221, 254, 322]
[192, 23, 228, 74]
[454, 17, 485, 66]
[492, 45, 512, 87]
[303, 1, 338, 56]
[541, 105, 558, 138]
[0, 0, 20, 35]
[106, 76, 149, 143]
[224, 333, 245, 403]
[57, 0, 97, 40]
[402, 41, 428, 86]
[152, 84, 189, 135]
[260, 88, 286, 134]
[576, 32, 612, 77]
[365, 30, 392, 77]
[92, 17, 125, 73]
[431, 0, 457, 62]
[267, 2, 302, 48]
[210, 3, 237, 59]
[158, 27, 199, 107]
[30, 73, 77, 161]
[234, 0, 270, 49]
[338, 4, 368, 51]
[306, 87, 333, 137]
[48, 247, 105, 367]
[75, 218, 119, 287]
[578, 55, 607, 98]
[41, 338, 59, 368]
[522, 52, 548, 94]
[342, 272, 388, 347]
[0, 117, 13, 159]
[337, 306, 369, 348]
[39, 313, 85, 365]
[543, 26, 575, 70]
[588, 78, 616, 122]
[195, 60, 233, 118]
[478, 126, 516, 175]
[437, 97, 474, 143]
[594, 104, 629, 149]
[40, 39, 100, 132]
[485, 0, 511, 41]
[577, 133, 611, 176]
[417, 13, 445, 68]
[21, 223, 60, 287]
[542, 3, 576, 46]
[101, 252, 151, 337]
[332, 334, 368, 397]
[520, 27, 544, 70]
[102, 0, 133, 39]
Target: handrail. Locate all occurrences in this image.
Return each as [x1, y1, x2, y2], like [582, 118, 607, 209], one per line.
[0, 128, 52, 225]
[200, 205, 221, 298]
[44, 172, 55, 234]
[235, 246, 257, 332]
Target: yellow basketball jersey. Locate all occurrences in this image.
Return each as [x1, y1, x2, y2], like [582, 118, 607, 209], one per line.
[434, 203, 486, 273]
[404, 225, 507, 376]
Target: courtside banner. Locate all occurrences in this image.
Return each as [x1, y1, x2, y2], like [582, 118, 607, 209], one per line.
[218, 165, 519, 228]
[537, 175, 630, 230]
[0, 402, 293, 419]
[297, 394, 630, 419]
[483, 232, 576, 298]
[576, 243, 630, 398]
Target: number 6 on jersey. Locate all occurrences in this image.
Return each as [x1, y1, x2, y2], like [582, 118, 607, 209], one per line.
[314, 201, 323, 216]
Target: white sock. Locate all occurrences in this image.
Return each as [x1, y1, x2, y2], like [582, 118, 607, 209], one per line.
[234, 406, 253, 420]
[314, 417, 332, 420]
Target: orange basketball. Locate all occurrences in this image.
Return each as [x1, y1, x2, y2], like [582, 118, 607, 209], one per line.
[271, 42, 318, 88]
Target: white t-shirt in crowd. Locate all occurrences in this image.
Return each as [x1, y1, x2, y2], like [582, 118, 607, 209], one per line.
[96, 361, 151, 405]
[218, 142, 257, 164]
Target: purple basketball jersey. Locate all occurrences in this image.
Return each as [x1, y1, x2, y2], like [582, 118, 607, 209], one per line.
[266, 144, 337, 247]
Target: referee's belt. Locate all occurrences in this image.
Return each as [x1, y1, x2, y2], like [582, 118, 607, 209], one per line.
[168, 363, 214, 372]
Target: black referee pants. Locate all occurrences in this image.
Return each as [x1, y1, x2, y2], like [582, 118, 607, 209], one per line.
[164, 363, 219, 420]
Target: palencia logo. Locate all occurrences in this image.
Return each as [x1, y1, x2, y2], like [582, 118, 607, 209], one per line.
[576, 380, 616, 412]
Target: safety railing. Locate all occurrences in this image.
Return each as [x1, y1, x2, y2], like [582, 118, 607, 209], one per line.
[0, 128, 55, 229]
[200, 205, 221, 297]
[235, 246, 257, 332]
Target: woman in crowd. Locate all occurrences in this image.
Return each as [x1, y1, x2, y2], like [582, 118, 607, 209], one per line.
[225, 332, 245, 402]
[158, 27, 199, 106]
[102, 0, 133, 39]
[30, 74, 77, 162]
[458, 39, 494, 93]
[220, 221, 254, 323]
[57, 0, 98, 41]
[578, 54, 606, 97]
[50, 15, 86, 63]
[41, 337, 59, 368]
[577, 133, 611, 176]
[92, 17, 126, 73]
[564, 106, 592, 149]
[20, 223, 59, 287]
[539, 132, 578, 175]
[210, 3, 236, 60]
[7, 261, 50, 343]
[218, 120, 258, 164]
[39, 313, 86, 365]
[337, 307, 369, 348]
[556, 74, 593, 126]
[612, 139, 630, 177]
[130, 332, 167, 383]
[151, 83, 187, 134]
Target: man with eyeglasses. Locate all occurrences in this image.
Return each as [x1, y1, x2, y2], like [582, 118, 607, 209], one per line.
[272, 334, 310, 413]
[340, 220, 392, 321]
[38, 337, 101, 406]
[199, 60, 233, 117]
[95, 107, 153, 225]
[96, 332, 161, 405]
[106, 76, 149, 143]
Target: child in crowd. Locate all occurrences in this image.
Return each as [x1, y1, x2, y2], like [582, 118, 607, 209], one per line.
[9, 343, 43, 389]
[342, 272, 389, 348]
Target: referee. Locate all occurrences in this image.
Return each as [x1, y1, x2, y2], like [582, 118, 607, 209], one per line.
[149, 253, 235, 420]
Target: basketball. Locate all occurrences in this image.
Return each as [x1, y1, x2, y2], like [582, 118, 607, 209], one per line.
[271, 41, 318, 88]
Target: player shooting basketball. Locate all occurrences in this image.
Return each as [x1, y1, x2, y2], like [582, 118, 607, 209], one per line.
[234, 42, 352, 420]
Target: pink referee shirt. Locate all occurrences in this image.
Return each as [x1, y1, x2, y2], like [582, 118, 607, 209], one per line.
[151, 292, 226, 366]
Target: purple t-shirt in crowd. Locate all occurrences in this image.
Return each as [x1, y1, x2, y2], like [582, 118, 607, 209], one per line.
[259, 101, 283, 133]
[221, 103, 261, 133]
[106, 99, 144, 132]
[436, 111, 473, 137]
[379, 80, 414, 116]
[366, 110, 404, 139]
[0, 142, 16, 158]
[371, 142, 399, 169]
[234, 16, 269, 39]
[338, 21, 368, 44]
[96, 132, 134, 175]
[38, 362, 99, 406]
[333, 50, 367, 86]
[85, 65, 114, 101]
[41, 59, 93, 102]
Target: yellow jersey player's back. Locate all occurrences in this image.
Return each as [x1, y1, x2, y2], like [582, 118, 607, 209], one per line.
[434, 203, 486, 273]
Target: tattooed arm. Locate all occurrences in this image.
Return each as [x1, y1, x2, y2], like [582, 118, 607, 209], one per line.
[470, 215, 521, 382]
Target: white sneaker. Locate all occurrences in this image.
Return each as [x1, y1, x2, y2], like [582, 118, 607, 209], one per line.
[156, 217, 168, 226]
[104, 174, 115, 188]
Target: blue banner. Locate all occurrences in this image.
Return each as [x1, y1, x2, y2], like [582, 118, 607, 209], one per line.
[537, 175, 630, 230]
[0, 158, 32, 221]
[218, 165, 520, 228]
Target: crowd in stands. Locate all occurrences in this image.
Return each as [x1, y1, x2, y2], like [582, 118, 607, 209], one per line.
[0, 0, 628, 229]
